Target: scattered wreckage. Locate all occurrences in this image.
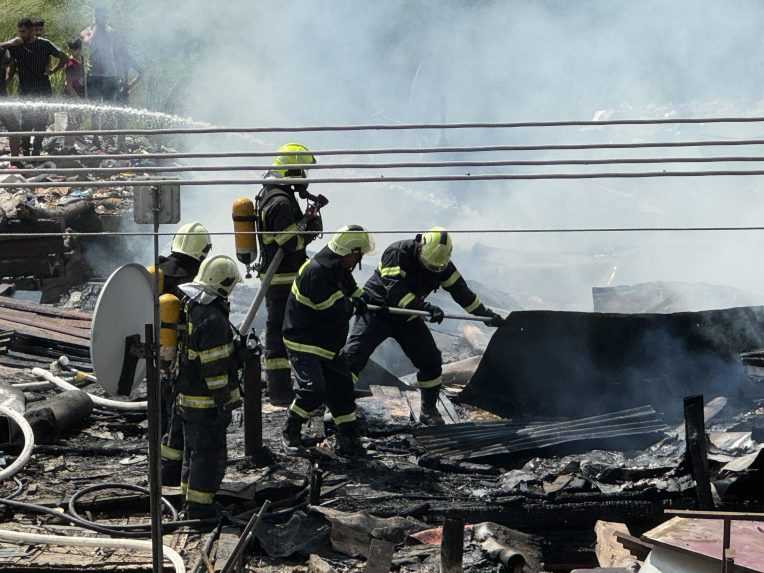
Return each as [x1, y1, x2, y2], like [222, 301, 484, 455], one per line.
[0, 286, 762, 571]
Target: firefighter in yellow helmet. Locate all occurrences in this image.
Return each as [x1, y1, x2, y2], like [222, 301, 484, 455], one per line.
[175, 255, 242, 518]
[149, 222, 212, 487]
[342, 228, 504, 425]
[255, 143, 324, 405]
[281, 225, 374, 457]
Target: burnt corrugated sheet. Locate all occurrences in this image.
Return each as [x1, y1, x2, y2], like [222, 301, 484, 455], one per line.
[458, 307, 764, 419]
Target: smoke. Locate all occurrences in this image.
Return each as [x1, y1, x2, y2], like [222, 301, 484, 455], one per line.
[107, 0, 764, 310]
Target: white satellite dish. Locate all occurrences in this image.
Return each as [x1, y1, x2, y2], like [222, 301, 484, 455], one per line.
[91, 264, 155, 397]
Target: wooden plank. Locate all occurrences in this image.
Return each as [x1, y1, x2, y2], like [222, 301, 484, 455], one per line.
[644, 517, 764, 573]
[595, 521, 639, 568]
[0, 306, 91, 334]
[0, 296, 92, 321]
[684, 395, 714, 509]
[0, 318, 89, 346]
[438, 392, 461, 425]
[666, 509, 764, 521]
[370, 385, 413, 423]
[440, 515, 465, 573]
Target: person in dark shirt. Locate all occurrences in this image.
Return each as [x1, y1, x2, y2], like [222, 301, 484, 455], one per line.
[0, 49, 22, 167]
[3, 18, 67, 156]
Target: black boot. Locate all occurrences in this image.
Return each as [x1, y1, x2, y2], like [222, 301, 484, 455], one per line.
[336, 421, 366, 458]
[282, 412, 305, 452]
[184, 501, 221, 521]
[267, 370, 295, 406]
[420, 387, 445, 426]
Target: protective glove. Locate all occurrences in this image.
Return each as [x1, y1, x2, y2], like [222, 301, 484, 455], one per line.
[352, 296, 368, 316]
[483, 309, 505, 328]
[422, 303, 445, 324]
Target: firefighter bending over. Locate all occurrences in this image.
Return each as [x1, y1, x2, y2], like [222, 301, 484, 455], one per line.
[151, 222, 212, 486]
[256, 143, 323, 405]
[281, 225, 375, 457]
[175, 255, 242, 518]
[343, 228, 504, 425]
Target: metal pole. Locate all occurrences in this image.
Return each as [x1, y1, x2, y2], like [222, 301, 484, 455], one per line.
[239, 249, 285, 335]
[147, 186, 164, 572]
[243, 341, 264, 461]
[367, 304, 494, 324]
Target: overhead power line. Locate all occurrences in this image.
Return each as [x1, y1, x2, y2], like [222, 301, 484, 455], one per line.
[11, 154, 764, 177]
[9, 138, 764, 165]
[5, 169, 764, 189]
[8, 115, 764, 137]
[3, 226, 764, 239]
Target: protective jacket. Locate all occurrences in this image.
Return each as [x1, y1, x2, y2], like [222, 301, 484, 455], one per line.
[176, 287, 242, 410]
[282, 246, 364, 360]
[158, 253, 201, 298]
[364, 239, 489, 319]
[256, 173, 321, 286]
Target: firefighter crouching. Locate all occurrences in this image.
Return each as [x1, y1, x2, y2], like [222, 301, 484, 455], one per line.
[148, 222, 213, 487]
[256, 143, 324, 405]
[175, 255, 243, 519]
[343, 228, 504, 426]
[281, 225, 375, 457]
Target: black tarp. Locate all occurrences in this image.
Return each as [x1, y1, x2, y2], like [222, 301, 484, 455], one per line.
[458, 306, 764, 419]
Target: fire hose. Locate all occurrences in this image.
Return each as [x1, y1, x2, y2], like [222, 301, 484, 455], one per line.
[367, 304, 501, 324]
[0, 405, 34, 482]
[0, 529, 185, 573]
[31, 368, 147, 412]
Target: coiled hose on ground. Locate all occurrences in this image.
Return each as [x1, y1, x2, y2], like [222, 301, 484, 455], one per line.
[0, 405, 34, 482]
[0, 528, 185, 573]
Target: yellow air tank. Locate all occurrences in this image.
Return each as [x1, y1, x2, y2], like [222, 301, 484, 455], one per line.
[159, 293, 181, 362]
[232, 198, 258, 268]
[146, 265, 165, 295]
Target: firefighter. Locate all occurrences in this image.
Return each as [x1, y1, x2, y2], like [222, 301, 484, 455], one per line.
[281, 225, 374, 457]
[154, 222, 212, 487]
[343, 228, 504, 425]
[175, 255, 242, 518]
[256, 143, 323, 405]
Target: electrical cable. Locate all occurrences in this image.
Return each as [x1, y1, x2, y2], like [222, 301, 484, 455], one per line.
[68, 483, 178, 530]
[9, 114, 764, 137]
[6, 225, 764, 240]
[7, 168, 764, 190]
[0, 528, 186, 573]
[1, 478, 23, 500]
[11, 137, 764, 163]
[13, 154, 764, 176]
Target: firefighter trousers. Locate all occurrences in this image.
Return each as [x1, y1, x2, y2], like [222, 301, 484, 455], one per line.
[180, 408, 231, 507]
[343, 313, 443, 389]
[264, 284, 294, 404]
[160, 390, 184, 485]
[287, 351, 356, 426]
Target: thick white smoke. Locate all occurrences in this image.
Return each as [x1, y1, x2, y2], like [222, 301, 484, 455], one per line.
[110, 0, 764, 310]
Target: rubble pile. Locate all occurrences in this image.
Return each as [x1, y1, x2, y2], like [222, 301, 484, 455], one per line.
[0, 135, 178, 302]
[0, 300, 763, 571]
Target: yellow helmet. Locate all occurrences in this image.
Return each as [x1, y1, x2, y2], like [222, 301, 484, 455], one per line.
[327, 225, 375, 256]
[271, 143, 316, 177]
[171, 222, 212, 261]
[194, 255, 242, 298]
[418, 227, 452, 273]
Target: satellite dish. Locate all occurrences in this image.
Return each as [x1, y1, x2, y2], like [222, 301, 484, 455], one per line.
[91, 264, 154, 397]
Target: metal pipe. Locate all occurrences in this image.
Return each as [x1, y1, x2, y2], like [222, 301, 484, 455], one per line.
[367, 304, 493, 324]
[15, 154, 764, 176]
[220, 500, 271, 573]
[9, 114, 764, 137]
[7, 169, 764, 190]
[11, 137, 764, 163]
[239, 249, 285, 336]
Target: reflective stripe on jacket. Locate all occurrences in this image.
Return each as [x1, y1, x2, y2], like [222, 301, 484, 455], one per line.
[176, 297, 241, 408]
[282, 246, 362, 360]
[363, 239, 486, 318]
